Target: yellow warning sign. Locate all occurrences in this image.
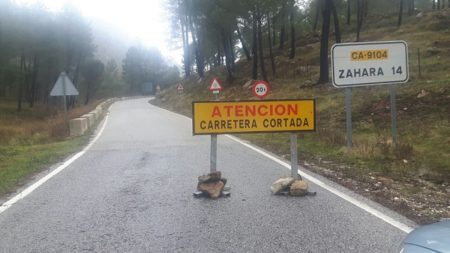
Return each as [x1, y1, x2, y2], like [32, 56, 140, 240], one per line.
[192, 100, 315, 135]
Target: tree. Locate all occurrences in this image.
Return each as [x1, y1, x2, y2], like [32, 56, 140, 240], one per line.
[289, 0, 296, 59]
[318, 0, 332, 84]
[122, 46, 175, 95]
[81, 59, 104, 105]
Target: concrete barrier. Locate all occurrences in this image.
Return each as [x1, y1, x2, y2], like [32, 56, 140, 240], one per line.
[93, 108, 102, 120]
[69, 98, 119, 137]
[69, 118, 88, 136]
[81, 113, 95, 128]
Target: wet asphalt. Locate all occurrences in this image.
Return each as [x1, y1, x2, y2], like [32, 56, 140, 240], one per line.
[0, 98, 414, 252]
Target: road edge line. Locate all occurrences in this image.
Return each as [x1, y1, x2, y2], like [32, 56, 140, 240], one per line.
[225, 134, 414, 234]
[0, 114, 110, 215]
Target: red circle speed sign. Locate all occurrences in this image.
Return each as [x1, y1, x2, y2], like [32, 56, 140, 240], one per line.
[252, 80, 270, 98]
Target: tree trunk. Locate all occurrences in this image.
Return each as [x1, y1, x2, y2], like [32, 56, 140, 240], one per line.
[398, 0, 404, 27]
[363, 0, 368, 17]
[17, 51, 25, 112]
[257, 3, 268, 82]
[408, 0, 414, 16]
[189, 16, 204, 78]
[221, 29, 234, 81]
[236, 26, 251, 61]
[330, 0, 341, 43]
[181, 16, 190, 77]
[216, 45, 221, 66]
[229, 36, 236, 73]
[433, 0, 436, 9]
[318, 0, 331, 84]
[272, 16, 277, 46]
[252, 13, 258, 80]
[29, 55, 38, 108]
[267, 13, 276, 77]
[356, 0, 364, 41]
[347, 0, 351, 25]
[279, 1, 287, 49]
[289, 3, 296, 59]
[437, 0, 440, 9]
[313, 0, 321, 31]
[84, 82, 91, 105]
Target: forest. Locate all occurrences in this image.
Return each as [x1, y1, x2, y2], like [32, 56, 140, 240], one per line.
[0, 0, 179, 112]
[0, 0, 447, 112]
[167, 0, 446, 83]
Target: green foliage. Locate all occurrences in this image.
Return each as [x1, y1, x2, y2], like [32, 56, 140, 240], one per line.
[97, 59, 126, 98]
[81, 59, 105, 104]
[0, 1, 110, 109]
[0, 135, 86, 196]
[122, 46, 179, 94]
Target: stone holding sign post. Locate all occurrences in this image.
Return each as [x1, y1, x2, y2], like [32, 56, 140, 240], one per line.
[331, 41, 409, 147]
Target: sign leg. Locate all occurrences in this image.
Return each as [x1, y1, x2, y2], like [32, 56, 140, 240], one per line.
[210, 134, 217, 172]
[290, 133, 299, 180]
[390, 85, 398, 145]
[345, 88, 353, 148]
[62, 77, 69, 129]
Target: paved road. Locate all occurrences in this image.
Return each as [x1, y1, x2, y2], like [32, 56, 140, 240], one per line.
[0, 98, 414, 252]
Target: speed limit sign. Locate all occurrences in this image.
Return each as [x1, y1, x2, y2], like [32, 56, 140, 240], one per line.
[252, 80, 270, 98]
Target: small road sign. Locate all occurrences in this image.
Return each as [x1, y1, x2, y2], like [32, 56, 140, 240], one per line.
[252, 80, 270, 98]
[331, 41, 409, 88]
[176, 83, 184, 92]
[50, 72, 79, 96]
[209, 77, 223, 92]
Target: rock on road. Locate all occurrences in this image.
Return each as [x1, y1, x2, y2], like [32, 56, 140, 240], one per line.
[0, 98, 415, 252]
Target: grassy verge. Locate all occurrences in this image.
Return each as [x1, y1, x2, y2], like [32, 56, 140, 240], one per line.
[0, 100, 103, 198]
[0, 137, 87, 196]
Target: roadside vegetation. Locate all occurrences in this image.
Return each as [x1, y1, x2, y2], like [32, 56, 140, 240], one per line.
[0, 100, 101, 196]
[154, 1, 450, 224]
[0, 2, 179, 198]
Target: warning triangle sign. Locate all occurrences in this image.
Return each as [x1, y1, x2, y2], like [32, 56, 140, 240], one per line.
[50, 72, 79, 96]
[209, 77, 223, 91]
[176, 83, 184, 90]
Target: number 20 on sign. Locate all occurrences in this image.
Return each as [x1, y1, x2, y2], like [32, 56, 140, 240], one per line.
[252, 81, 270, 99]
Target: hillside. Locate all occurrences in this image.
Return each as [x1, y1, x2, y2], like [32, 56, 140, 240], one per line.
[152, 10, 450, 224]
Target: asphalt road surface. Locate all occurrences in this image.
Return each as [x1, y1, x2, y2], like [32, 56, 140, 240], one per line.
[0, 98, 415, 252]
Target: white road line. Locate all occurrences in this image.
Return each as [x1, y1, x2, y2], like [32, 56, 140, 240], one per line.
[225, 134, 414, 234]
[0, 114, 110, 215]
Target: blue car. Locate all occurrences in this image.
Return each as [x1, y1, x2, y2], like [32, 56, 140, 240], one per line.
[401, 220, 450, 253]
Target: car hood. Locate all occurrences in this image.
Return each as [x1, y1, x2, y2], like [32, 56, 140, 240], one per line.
[404, 220, 450, 253]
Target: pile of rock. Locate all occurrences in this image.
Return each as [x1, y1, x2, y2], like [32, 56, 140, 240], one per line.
[196, 171, 228, 199]
[271, 177, 313, 197]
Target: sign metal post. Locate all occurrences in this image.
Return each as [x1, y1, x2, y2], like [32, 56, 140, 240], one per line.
[208, 78, 223, 173]
[290, 133, 299, 180]
[345, 88, 352, 148]
[62, 74, 68, 128]
[211, 91, 219, 173]
[390, 85, 398, 144]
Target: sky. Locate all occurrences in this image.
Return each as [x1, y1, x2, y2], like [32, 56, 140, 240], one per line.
[16, 0, 182, 65]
